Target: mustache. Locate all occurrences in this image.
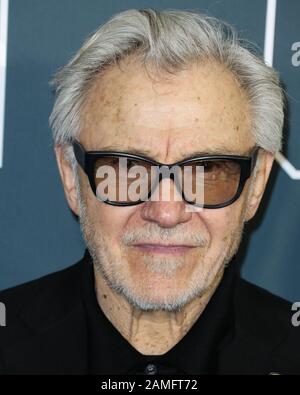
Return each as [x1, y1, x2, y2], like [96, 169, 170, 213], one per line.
[122, 223, 208, 247]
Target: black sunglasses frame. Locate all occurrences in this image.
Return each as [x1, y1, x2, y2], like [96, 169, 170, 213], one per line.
[72, 140, 260, 209]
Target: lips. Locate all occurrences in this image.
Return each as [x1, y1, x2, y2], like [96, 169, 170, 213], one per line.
[131, 243, 197, 255]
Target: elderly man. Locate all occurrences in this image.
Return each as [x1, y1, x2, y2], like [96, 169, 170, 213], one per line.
[0, 9, 299, 375]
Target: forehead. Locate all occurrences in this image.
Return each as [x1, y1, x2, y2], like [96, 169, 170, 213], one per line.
[81, 57, 254, 161]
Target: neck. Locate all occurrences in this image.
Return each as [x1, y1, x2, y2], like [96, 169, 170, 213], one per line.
[93, 268, 224, 355]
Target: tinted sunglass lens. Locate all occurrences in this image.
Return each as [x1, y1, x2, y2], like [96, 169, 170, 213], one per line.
[94, 157, 153, 203]
[182, 160, 241, 206]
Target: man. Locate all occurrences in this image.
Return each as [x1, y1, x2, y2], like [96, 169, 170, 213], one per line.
[0, 9, 299, 375]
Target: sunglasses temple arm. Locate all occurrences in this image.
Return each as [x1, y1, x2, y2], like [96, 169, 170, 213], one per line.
[250, 148, 260, 173]
[73, 141, 86, 169]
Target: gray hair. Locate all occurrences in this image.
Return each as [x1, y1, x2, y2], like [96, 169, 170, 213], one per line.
[49, 8, 284, 165]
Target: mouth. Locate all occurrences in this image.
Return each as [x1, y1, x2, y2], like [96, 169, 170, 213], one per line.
[131, 243, 198, 255]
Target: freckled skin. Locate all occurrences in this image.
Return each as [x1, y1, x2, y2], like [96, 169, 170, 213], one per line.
[56, 55, 275, 355]
[81, 59, 254, 159]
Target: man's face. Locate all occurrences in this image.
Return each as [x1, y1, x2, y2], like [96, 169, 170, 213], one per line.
[63, 58, 272, 311]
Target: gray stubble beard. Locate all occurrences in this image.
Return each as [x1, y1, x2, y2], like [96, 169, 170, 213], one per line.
[75, 173, 248, 312]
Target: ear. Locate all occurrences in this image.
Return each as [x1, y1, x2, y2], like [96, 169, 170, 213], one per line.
[244, 150, 275, 222]
[54, 145, 79, 216]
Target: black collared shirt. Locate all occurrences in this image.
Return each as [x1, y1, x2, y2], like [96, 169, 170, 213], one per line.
[0, 249, 298, 375]
[81, 250, 237, 375]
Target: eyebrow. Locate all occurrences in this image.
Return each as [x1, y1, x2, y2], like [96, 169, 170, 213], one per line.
[92, 145, 157, 160]
[91, 145, 253, 161]
[186, 148, 252, 157]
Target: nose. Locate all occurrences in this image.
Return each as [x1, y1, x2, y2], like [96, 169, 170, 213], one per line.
[140, 178, 193, 228]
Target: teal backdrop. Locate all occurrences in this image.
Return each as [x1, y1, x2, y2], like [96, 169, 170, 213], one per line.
[0, 0, 299, 302]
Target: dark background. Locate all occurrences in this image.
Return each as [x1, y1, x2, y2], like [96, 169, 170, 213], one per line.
[0, 0, 299, 302]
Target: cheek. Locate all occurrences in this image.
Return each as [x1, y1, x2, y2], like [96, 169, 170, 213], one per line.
[86, 197, 136, 244]
[201, 203, 244, 248]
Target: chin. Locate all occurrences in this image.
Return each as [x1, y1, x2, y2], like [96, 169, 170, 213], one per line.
[119, 276, 204, 312]
[122, 291, 195, 312]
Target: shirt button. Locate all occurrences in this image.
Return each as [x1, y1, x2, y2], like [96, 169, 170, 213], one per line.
[144, 363, 158, 375]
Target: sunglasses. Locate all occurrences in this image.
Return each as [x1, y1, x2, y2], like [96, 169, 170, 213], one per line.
[72, 140, 260, 209]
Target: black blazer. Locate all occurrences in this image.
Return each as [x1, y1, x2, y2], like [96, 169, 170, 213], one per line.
[0, 253, 299, 375]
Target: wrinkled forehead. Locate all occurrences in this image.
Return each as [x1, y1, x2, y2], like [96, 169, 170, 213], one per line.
[80, 59, 255, 161]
